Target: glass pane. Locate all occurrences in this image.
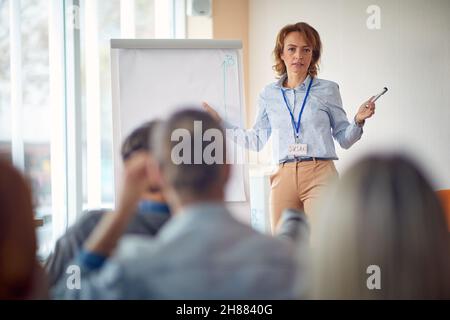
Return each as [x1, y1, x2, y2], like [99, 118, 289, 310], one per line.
[0, 0, 11, 162]
[79, 0, 120, 208]
[98, 0, 120, 206]
[78, 0, 170, 211]
[20, 0, 53, 259]
[135, 0, 155, 38]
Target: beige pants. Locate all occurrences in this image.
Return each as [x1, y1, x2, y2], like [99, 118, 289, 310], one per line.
[269, 159, 338, 233]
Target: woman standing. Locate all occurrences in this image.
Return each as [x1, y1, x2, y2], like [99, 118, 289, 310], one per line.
[204, 22, 375, 232]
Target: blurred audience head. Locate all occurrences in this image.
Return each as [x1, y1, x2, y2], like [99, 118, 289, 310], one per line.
[121, 120, 164, 197]
[0, 161, 41, 299]
[121, 120, 159, 162]
[310, 154, 450, 299]
[154, 108, 229, 206]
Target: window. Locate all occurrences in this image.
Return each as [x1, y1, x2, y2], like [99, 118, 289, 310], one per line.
[2, 0, 185, 259]
[77, 0, 181, 211]
[0, 0, 55, 259]
[22, 0, 54, 258]
[0, 0, 11, 162]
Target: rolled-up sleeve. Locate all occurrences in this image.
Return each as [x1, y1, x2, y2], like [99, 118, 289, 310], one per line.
[222, 93, 272, 152]
[327, 84, 363, 149]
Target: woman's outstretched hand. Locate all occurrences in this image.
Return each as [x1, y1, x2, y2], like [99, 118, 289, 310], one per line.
[355, 97, 376, 125]
[202, 102, 222, 123]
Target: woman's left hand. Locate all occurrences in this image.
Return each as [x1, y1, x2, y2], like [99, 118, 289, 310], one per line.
[355, 97, 376, 124]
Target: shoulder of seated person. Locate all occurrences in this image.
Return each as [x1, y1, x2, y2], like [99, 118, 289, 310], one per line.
[80, 209, 108, 223]
[50, 210, 107, 249]
[65, 209, 107, 233]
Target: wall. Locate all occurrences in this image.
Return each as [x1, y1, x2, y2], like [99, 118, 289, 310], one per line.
[187, 16, 213, 38]
[212, 0, 250, 124]
[248, 0, 450, 189]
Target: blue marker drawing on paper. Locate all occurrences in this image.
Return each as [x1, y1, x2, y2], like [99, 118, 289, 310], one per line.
[221, 54, 235, 121]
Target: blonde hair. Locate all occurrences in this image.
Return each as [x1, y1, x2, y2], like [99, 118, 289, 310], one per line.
[310, 154, 450, 299]
[272, 22, 322, 78]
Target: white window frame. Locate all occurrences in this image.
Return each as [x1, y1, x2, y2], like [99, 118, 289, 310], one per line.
[49, 0, 69, 243]
[121, 0, 136, 38]
[7, 0, 185, 248]
[9, 0, 69, 248]
[64, 0, 83, 227]
[9, 0, 25, 170]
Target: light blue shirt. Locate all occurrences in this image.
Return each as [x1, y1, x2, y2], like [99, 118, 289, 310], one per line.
[224, 74, 363, 163]
[52, 203, 300, 299]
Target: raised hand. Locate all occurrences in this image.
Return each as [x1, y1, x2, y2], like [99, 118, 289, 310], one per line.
[355, 97, 376, 124]
[202, 102, 222, 123]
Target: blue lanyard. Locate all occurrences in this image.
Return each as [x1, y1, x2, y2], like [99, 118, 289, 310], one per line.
[280, 77, 313, 139]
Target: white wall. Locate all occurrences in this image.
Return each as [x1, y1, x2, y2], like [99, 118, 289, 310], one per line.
[248, 0, 450, 189]
[187, 16, 213, 38]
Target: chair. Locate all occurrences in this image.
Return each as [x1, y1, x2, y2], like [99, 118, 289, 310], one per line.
[436, 190, 450, 231]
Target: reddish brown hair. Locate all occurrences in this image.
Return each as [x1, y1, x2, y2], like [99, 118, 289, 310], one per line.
[272, 22, 322, 78]
[0, 161, 37, 299]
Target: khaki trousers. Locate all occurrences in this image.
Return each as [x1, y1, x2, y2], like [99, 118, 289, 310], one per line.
[269, 159, 338, 233]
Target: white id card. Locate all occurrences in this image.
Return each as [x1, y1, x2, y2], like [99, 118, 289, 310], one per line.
[288, 144, 308, 157]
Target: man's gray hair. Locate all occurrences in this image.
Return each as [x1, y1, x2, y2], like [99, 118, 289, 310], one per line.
[154, 108, 227, 197]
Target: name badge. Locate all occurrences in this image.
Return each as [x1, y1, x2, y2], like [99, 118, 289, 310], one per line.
[288, 144, 307, 157]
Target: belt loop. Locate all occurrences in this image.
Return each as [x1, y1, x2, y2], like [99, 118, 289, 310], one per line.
[313, 157, 317, 164]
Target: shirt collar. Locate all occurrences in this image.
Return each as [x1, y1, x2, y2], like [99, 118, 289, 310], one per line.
[276, 74, 312, 90]
[138, 200, 170, 215]
[156, 202, 230, 242]
[177, 201, 227, 217]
